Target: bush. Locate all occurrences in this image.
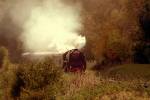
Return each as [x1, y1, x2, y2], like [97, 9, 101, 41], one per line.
[0, 46, 63, 100]
[0, 46, 9, 68]
[0, 46, 16, 100]
[17, 58, 63, 100]
[0, 56, 63, 100]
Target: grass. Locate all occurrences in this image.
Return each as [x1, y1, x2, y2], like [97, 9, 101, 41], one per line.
[106, 64, 150, 80]
[58, 64, 150, 100]
[58, 70, 150, 100]
[0, 62, 150, 100]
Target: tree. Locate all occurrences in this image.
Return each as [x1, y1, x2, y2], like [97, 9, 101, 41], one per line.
[134, 0, 150, 64]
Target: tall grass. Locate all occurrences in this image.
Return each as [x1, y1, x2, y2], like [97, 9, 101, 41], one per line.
[58, 64, 150, 100]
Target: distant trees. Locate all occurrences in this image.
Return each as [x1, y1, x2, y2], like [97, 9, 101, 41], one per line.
[134, 0, 150, 63]
[0, 12, 23, 63]
[140, 0, 150, 41]
[81, 0, 145, 66]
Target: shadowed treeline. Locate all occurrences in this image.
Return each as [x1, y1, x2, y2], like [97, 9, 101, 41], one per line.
[79, 0, 150, 65]
[0, 14, 23, 62]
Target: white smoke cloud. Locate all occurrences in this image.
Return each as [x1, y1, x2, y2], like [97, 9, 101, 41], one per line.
[20, 0, 86, 54]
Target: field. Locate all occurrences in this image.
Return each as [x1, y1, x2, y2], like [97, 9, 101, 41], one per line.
[0, 55, 150, 100]
[0, 48, 150, 100]
[56, 64, 150, 100]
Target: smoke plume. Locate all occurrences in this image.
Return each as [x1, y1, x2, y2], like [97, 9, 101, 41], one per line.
[0, 0, 86, 57]
[20, 0, 86, 54]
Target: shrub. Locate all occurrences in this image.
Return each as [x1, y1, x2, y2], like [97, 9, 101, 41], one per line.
[17, 58, 63, 100]
[0, 46, 16, 100]
[0, 46, 9, 68]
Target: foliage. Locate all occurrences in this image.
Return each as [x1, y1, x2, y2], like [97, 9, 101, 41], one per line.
[0, 57, 63, 100]
[0, 46, 16, 100]
[18, 58, 63, 100]
[82, 0, 144, 64]
[105, 32, 130, 63]
[0, 46, 9, 68]
[133, 0, 150, 64]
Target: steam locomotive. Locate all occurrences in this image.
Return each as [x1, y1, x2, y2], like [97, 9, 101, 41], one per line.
[62, 49, 86, 73]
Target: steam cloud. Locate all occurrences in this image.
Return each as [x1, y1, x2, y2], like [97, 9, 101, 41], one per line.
[20, 0, 86, 54]
[0, 0, 85, 56]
